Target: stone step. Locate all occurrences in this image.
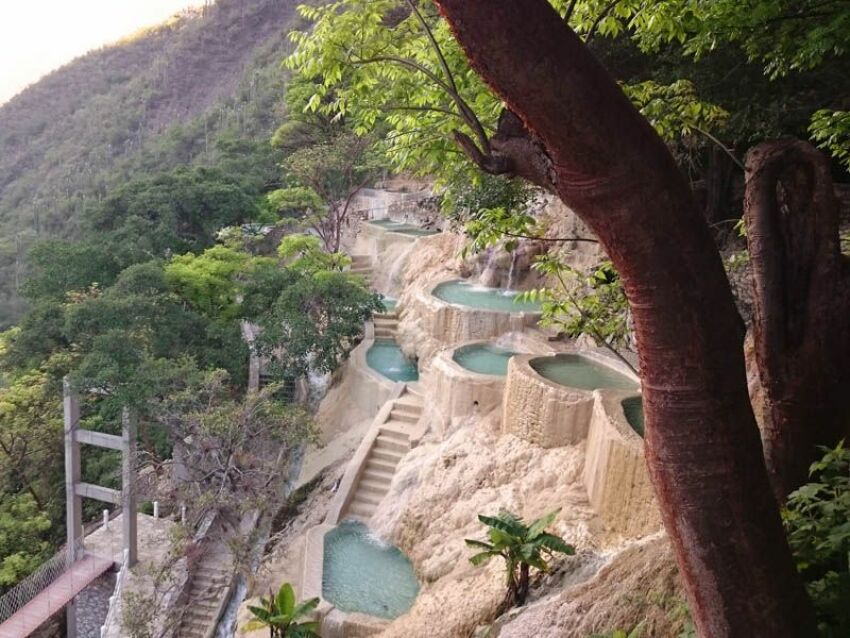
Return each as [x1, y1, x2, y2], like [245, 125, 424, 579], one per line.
[365, 456, 398, 472]
[352, 490, 383, 506]
[374, 317, 399, 325]
[363, 468, 395, 484]
[378, 428, 410, 442]
[358, 478, 391, 494]
[369, 447, 404, 464]
[393, 398, 422, 411]
[373, 324, 398, 333]
[374, 435, 408, 454]
[389, 410, 419, 424]
[374, 329, 396, 339]
[347, 500, 378, 518]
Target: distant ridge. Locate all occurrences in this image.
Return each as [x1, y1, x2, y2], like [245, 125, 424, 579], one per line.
[0, 0, 305, 327]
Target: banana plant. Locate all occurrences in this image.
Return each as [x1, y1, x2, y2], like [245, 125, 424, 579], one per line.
[465, 508, 575, 608]
[243, 583, 321, 637]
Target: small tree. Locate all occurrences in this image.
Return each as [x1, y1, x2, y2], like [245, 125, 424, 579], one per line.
[465, 509, 574, 608]
[244, 583, 320, 638]
[271, 133, 376, 253]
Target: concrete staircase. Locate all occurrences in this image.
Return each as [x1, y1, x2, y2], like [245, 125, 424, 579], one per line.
[373, 311, 399, 340]
[349, 255, 373, 286]
[175, 559, 232, 638]
[342, 388, 424, 522]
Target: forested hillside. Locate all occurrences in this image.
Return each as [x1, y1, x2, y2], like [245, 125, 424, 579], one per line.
[0, 0, 306, 327]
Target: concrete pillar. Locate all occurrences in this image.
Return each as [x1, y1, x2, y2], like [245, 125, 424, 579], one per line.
[63, 378, 82, 556]
[63, 379, 81, 638]
[122, 408, 138, 567]
[248, 352, 261, 392]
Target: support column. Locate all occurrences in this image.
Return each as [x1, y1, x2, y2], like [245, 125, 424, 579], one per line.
[122, 408, 138, 567]
[63, 378, 81, 638]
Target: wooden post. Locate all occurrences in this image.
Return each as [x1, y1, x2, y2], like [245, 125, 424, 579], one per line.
[122, 408, 138, 567]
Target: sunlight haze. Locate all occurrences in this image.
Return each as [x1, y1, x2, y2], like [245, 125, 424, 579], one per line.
[0, 0, 200, 105]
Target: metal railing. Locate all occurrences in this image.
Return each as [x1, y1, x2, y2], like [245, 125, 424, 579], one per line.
[0, 539, 84, 622]
[100, 549, 130, 638]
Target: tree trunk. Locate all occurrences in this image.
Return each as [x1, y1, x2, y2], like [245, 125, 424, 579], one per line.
[432, 1, 816, 635]
[744, 140, 850, 500]
[517, 562, 530, 606]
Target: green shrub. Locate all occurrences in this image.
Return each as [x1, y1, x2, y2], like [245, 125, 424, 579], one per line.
[783, 441, 850, 637]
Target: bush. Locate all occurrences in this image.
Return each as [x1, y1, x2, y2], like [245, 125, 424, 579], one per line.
[783, 441, 850, 637]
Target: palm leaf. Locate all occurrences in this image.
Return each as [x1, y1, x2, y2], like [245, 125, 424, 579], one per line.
[488, 527, 517, 548]
[465, 539, 495, 551]
[291, 597, 320, 619]
[242, 619, 270, 631]
[247, 606, 272, 622]
[527, 508, 560, 539]
[537, 533, 575, 555]
[469, 550, 499, 566]
[276, 583, 296, 616]
[478, 513, 528, 537]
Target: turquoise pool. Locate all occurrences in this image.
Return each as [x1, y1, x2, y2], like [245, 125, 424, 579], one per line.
[368, 220, 437, 236]
[367, 340, 418, 382]
[622, 396, 644, 436]
[431, 280, 541, 313]
[452, 343, 516, 376]
[390, 225, 439, 237]
[379, 296, 398, 312]
[368, 219, 404, 228]
[530, 354, 637, 391]
[323, 521, 419, 619]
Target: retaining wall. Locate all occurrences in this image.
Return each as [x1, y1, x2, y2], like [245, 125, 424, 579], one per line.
[583, 390, 661, 537]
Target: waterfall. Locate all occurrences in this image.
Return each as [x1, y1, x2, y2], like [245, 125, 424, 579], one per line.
[387, 242, 415, 294]
[506, 250, 518, 292]
[307, 368, 331, 411]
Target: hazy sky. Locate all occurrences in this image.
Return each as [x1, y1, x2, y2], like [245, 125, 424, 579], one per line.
[0, 0, 201, 105]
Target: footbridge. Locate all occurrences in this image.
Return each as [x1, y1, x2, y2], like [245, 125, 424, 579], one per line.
[0, 544, 114, 637]
[0, 380, 139, 637]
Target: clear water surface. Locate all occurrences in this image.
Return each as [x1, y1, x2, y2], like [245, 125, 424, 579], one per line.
[452, 343, 517, 376]
[431, 280, 542, 313]
[322, 521, 420, 619]
[368, 219, 438, 236]
[622, 396, 645, 437]
[530, 354, 637, 391]
[379, 296, 398, 312]
[367, 340, 419, 382]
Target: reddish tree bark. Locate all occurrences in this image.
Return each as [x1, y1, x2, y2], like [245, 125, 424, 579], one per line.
[745, 140, 850, 500]
[432, 1, 816, 635]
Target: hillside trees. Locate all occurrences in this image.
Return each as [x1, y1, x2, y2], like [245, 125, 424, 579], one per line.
[268, 77, 380, 252]
[243, 236, 381, 379]
[432, 1, 824, 635]
[276, 133, 377, 253]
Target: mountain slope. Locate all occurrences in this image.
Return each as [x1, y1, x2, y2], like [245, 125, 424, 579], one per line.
[0, 0, 306, 327]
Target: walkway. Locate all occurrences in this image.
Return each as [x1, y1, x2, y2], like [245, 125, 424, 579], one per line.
[0, 555, 114, 638]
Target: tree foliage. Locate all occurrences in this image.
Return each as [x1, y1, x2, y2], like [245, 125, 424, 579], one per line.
[784, 441, 850, 637]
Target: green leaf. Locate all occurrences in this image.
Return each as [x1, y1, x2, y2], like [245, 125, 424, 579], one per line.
[277, 583, 296, 616]
[527, 508, 560, 540]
